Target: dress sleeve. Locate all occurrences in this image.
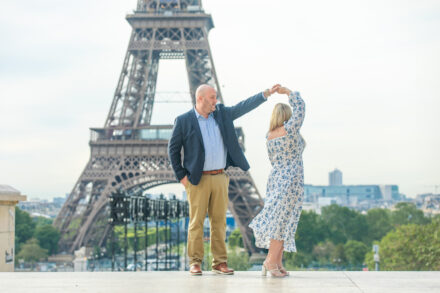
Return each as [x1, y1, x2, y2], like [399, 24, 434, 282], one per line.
[283, 91, 305, 134]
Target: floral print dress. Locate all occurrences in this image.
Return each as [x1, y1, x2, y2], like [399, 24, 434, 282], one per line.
[249, 91, 306, 252]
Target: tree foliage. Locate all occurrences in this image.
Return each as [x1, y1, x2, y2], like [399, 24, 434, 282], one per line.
[228, 228, 244, 248]
[295, 210, 327, 253]
[344, 240, 368, 265]
[16, 238, 48, 263]
[391, 202, 430, 226]
[227, 247, 251, 271]
[365, 218, 440, 270]
[15, 207, 61, 257]
[35, 224, 60, 255]
[15, 207, 36, 253]
[321, 204, 368, 244]
[365, 208, 393, 245]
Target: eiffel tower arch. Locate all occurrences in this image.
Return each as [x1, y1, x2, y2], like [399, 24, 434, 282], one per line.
[54, 0, 264, 255]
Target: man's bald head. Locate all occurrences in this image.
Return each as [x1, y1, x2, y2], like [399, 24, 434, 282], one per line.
[195, 84, 215, 100]
[195, 84, 217, 117]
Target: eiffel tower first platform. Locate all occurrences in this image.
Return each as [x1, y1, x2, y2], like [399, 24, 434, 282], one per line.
[54, 0, 264, 255]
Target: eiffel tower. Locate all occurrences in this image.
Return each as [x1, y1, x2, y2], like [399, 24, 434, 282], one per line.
[54, 0, 264, 255]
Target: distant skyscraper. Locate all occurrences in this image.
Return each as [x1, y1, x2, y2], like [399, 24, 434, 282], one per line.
[329, 169, 343, 186]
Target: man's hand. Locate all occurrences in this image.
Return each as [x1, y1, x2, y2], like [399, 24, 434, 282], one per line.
[277, 86, 292, 95]
[264, 84, 281, 98]
[180, 176, 188, 187]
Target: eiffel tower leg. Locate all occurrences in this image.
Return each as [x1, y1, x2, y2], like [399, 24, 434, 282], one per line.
[226, 168, 264, 254]
[53, 179, 86, 232]
[71, 191, 109, 252]
[105, 30, 160, 128]
[54, 176, 109, 252]
[137, 54, 159, 126]
[184, 28, 223, 103]
[105, 32, 135, 127]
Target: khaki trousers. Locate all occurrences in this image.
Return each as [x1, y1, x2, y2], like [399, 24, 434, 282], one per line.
[185, 173, 229, 268]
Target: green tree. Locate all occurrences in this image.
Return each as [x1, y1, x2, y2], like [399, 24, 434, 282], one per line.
[363, 241, 378, 270]
[391, 202, 430, 226]
[284, 251, 313, 269]
[295, 210, 328, 253]
[33, 216, 53, 228]
[16, 238, 48, 264]
[15, 207, 36, 253]
[35, 224, 60, 255]
[365, 218, 440, 270]
[331, 243, 347, 266]
[365, 208, 393, 245]
[227, 247, 251, 271]
[344, 240, 368, 265]
[312, 241, 335, 263]
[228, 228, 244, 248]
[321, 204, 368, 244]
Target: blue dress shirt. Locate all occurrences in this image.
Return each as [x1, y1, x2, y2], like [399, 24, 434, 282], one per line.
[194, 107, 227, 171]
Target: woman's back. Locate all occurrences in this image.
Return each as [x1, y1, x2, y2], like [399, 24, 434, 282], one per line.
[266, 91, 306, 167]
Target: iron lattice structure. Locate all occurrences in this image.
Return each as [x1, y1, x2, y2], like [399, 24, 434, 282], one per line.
[54, 0, 264, 255]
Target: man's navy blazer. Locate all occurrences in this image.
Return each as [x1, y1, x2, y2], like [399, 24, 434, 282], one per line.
[168, 92, 267, 185]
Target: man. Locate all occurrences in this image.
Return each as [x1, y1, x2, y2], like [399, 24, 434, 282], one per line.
[168, 84, 280, 275]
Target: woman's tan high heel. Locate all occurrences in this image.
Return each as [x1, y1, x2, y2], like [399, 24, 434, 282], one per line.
[261, 262, 286, 277]
[279, 265, 290, 276]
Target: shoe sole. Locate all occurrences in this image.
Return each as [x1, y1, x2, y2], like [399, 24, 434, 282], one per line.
[190, 272, 202, 276]
[211, 269, 234, 275]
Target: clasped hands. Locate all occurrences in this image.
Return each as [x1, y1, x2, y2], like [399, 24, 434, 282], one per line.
[264, 84, 291, 98]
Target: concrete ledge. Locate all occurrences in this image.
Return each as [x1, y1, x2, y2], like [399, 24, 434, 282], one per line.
[0, 271, 439, 293]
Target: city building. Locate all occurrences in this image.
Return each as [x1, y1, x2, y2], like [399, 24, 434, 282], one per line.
[329, 169, 343, 186]
[303, 183, 403, 212]
[17, 195, 68, 219]
[415, 193, 440, 216]
[301, 169, 406, 212]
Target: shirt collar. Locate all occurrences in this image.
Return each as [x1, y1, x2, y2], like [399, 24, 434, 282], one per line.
[194, 107, 213, 120]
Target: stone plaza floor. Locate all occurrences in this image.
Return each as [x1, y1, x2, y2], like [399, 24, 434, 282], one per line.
[0, 271, 439, 293]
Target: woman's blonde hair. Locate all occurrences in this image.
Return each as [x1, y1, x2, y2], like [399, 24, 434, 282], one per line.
[269, 103, 292, 132]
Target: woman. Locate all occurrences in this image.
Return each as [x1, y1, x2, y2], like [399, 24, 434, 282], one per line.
[249, 86, 306, 277]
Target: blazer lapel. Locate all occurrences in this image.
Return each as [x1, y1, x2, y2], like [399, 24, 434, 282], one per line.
[190, 109, 204, 146]
[213, 109, 226, 139]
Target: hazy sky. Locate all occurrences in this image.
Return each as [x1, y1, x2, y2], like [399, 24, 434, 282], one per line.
[1, 0, 439, 200]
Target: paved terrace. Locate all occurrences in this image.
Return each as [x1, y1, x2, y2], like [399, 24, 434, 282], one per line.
[0, 271, 439, 293]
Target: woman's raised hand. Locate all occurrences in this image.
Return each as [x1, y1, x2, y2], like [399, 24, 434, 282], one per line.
[264, 84, 281, 98]
[270, 84, 281, 95]
[276, 86, 292, 95]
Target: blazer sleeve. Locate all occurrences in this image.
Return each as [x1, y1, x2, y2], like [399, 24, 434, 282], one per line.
[284, 91, 305, 134]
[167, 117, 187, 181]
[226, 92, 267, 120]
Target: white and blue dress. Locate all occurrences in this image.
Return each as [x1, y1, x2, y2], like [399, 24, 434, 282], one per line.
[249, 91, 306, 252]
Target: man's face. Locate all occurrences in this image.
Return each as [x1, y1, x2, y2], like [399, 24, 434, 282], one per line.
[200, 87, 217, 113]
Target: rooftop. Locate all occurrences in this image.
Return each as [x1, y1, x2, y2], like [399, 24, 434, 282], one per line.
[0, 185, 20, 195]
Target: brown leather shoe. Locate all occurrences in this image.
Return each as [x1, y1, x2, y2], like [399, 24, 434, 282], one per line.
[190, 264, 202, 276]
[212, 263, 234, 275]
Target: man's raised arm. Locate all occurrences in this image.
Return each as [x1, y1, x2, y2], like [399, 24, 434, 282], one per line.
[227, 84, 280, 120]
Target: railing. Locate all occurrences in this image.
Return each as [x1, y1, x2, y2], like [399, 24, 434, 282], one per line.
[108, 190, 189, 271]
[134, 2, 204, 15]
[90, 126, 174, 143]
[90, 125, 246, 151]
[134, 9, 204, 15]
